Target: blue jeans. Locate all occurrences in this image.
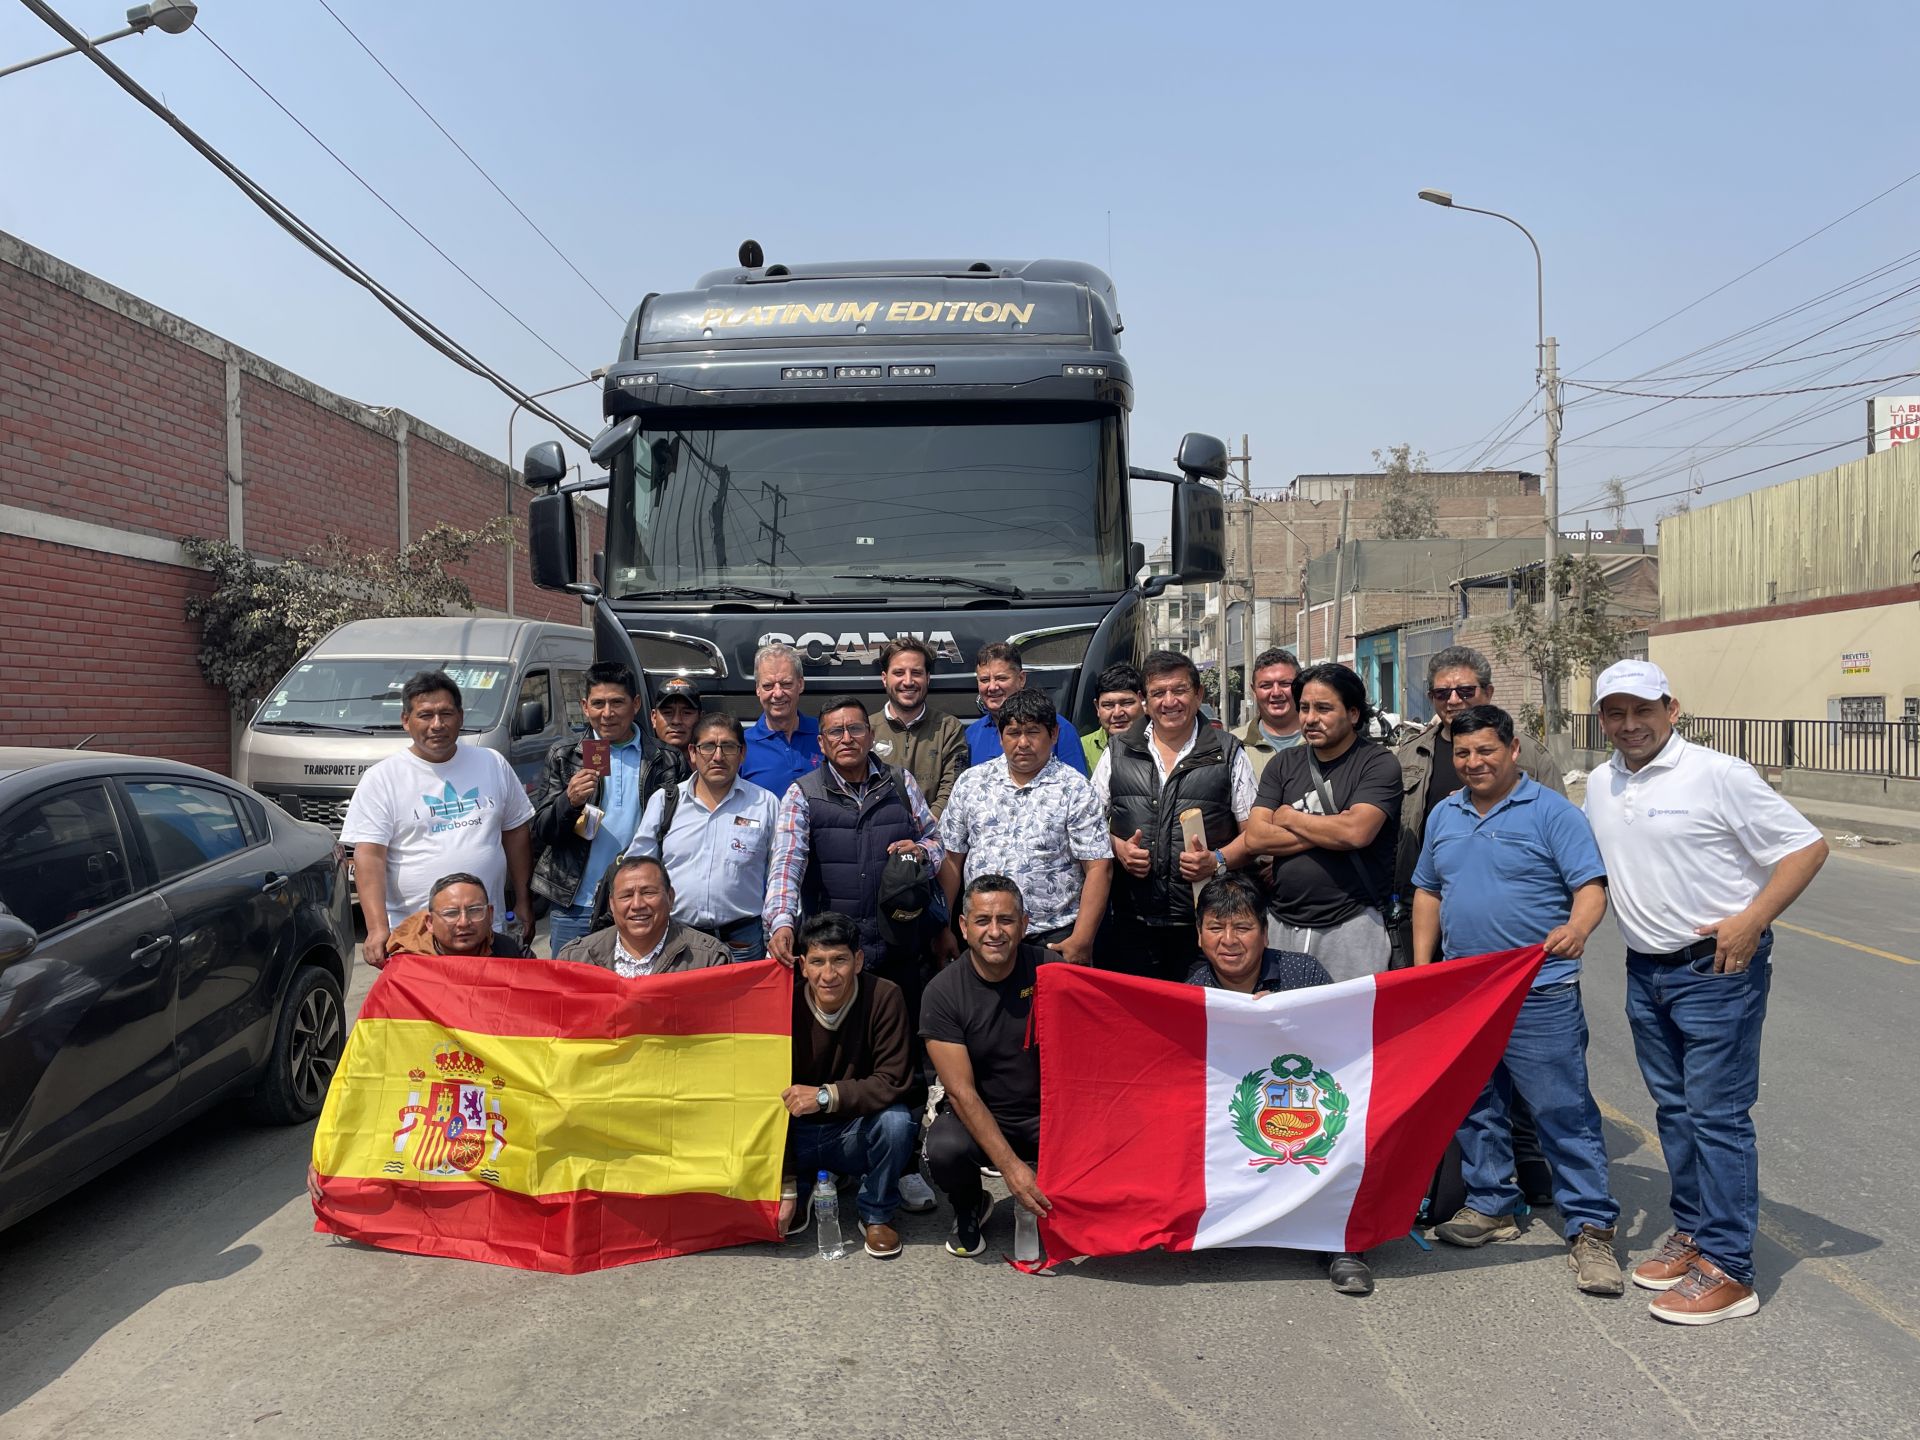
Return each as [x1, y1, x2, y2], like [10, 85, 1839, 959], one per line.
[1625, 934, 1773, 1285]
[547, 902, 596, 952]
[704, 916, 765, 965]
[1458, 980, 1619, 1237]
[791, 1105, 918, 1226]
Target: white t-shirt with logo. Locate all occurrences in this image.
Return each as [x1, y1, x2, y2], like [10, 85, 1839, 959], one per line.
[340, 744, 537, 928]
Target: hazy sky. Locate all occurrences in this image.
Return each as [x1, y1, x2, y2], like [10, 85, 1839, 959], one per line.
[4, 2, 1912, 545]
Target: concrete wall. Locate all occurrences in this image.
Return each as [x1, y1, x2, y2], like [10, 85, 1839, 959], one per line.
[0, 230, 599, 772]
[1650, 595, 1919, 722]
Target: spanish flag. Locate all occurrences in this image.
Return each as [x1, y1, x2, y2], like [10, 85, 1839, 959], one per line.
[311, 954, 790, 1273]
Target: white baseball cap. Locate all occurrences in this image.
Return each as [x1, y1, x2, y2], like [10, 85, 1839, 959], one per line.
[1593, 659, 1671, 705]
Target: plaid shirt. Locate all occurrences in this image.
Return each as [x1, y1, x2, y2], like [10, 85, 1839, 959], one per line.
[764, 759, 943, 933]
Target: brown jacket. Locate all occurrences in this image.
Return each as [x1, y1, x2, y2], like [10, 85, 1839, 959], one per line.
[388, 908, 529, 958]
[1390, 719, 1565, 904]
[868, 706, 968, 818]
[556, 920, 730, 974]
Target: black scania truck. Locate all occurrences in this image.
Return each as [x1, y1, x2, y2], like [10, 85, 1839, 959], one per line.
[519, 246, 1226, 731]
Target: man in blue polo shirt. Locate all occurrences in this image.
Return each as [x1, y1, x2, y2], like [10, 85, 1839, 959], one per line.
[741, 642, 823, 795]
[1410, 704, 1622, 1298]
[964, 641, 1089, 775]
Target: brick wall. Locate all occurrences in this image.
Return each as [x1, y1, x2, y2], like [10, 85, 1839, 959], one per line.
[0, 534, 230, 770]
[0, 234, 591, 775]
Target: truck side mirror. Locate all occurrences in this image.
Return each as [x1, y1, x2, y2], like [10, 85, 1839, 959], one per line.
[1175, 432, 1229, 483]
[522, 440, 567, 490]
[1128, 540, 1146, 579]
[1170, 480, 1225, 585]
[527, 490, 584, 593]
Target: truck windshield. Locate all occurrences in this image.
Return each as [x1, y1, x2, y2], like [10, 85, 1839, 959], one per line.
[606, 404, 1127, 600]
[250, 659, 514, 732]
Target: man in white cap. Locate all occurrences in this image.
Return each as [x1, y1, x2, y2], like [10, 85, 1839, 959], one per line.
[1584, 659, 1828, 1327]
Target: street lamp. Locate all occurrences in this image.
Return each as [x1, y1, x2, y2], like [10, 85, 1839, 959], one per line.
[1, 2, 198, 81]
[1418, 186, 1563, 739]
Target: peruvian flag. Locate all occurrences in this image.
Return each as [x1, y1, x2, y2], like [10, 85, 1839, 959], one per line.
[1035, 945, 1543, 1261]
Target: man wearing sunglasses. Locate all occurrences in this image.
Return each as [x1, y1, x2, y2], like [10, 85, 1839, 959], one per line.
[626, 711, 779, 962]
[1392, 646, 1564, 958]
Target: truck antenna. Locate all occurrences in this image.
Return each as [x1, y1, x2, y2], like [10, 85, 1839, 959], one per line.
[738, 239, 765, 268]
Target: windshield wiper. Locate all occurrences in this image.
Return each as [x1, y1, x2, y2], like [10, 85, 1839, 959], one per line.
[834, 572, 1026, 599]
[252, 719, 370, 735]
[648, 583, 801, 604]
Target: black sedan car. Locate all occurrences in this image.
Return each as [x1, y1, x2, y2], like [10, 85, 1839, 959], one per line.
[0, 748, 354, 1232]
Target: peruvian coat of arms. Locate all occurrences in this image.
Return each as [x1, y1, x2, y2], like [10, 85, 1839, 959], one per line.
[1230, 1053, 1349, 1175]
[390, 1046, 508, 1180]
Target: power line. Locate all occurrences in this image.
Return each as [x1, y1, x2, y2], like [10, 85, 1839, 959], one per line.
[1561, 437, 1863, 518]
[310, 0, 625, 322]
[15, 0, 593, 448]
[1569, 166, 1920, 375]
[195, 23, 592, 378]
[1564, 371, 1920, 401]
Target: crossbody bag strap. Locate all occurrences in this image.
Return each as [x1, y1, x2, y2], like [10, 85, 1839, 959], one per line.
[1303, 748, 1385, 912]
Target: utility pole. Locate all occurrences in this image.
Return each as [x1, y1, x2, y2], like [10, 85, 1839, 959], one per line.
[1230, 433, 1257, 717]
[1327, 487, 1352, 666]
[1541, 335, 1563, 737]
[1214, 479, 1231, 721]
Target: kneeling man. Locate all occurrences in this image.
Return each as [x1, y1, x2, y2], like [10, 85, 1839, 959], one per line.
[920, 874, 1050, 1258]
[387, 872, 529, 958]
[783, 913, 917, 1258]
[1412, 706, 1622, 1296]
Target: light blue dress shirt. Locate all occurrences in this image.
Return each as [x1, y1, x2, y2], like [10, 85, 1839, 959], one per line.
[579, 731, 646, 902]
[628, 776, 780, 929]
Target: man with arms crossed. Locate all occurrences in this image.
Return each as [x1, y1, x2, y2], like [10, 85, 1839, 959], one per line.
[342, 670, 535, 967]
[1585, 661, 1827, 1326]
[1413, 706, 1623, 1297]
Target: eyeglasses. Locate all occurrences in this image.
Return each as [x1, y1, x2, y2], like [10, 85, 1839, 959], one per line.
[432, 904, 490, 923]
[823, 723, 871, 740]
[1429, 685, 1482, 702]
[692, 741, 743, 757]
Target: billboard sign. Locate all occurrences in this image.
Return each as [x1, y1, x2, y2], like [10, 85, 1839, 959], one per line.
[1868, 396, 1920, 453]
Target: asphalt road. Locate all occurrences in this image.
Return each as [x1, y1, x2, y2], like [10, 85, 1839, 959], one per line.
[3, 847, 1916, 1440]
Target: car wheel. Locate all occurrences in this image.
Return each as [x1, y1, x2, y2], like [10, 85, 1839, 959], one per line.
[250, 965, 345, 1125]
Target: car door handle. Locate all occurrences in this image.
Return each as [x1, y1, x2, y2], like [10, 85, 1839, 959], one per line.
[131, 934, 174, 966]
[262, 872, 291, 894]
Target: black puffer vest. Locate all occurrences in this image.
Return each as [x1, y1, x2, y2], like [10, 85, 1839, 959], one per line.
[1107, 720, 1241, 928]
[797, 762, 916, 943]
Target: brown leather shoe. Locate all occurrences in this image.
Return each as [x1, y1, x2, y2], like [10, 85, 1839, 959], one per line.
[862, 1222, 902, 1259]
[1648, 1258, 1759, 1326]
[1632, 1231, 1700, 1291]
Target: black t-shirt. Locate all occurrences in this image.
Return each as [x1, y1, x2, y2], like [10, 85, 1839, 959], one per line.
[1255, 740, 1403, 929]
[1425, 734, 1461, 817]
[919, 943, 1043, 1130]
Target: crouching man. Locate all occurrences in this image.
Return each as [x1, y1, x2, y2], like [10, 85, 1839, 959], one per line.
[781, 913, 918, 1258]
[386, 872, 529, 958]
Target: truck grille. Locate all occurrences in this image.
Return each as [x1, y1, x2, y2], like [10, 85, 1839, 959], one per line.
[274, 793, 353, 834]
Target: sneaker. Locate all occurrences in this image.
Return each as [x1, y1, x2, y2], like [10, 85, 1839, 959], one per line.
[1632, 1231, 1701, 1292]
[862, 1222, 902, 1259]
[898, 1173, 938, 1214]
[945, 1193, 994, 1257]
[1324, 1251, 1374, 1296]
[1568, 1225, 1624, 1296]
[1433, 1206, 1523, 1248]
[1649, 1258, 1760, 1326]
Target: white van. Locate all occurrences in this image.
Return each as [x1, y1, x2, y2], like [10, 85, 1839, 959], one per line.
[235, 617, 593, 834]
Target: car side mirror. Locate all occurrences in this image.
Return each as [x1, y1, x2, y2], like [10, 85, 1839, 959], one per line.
[0, 912, 38, 966]
[515, 699, 547, 737]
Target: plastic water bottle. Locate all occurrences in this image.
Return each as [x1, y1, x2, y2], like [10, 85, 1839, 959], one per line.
[1014, 1204, 1041, 1264]
[813, 1171, 847, 1260]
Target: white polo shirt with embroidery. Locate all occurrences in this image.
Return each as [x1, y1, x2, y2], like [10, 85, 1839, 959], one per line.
[1583, 731, 1822, 955]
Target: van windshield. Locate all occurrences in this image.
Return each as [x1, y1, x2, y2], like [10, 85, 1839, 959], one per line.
[251, 659, 514, 733]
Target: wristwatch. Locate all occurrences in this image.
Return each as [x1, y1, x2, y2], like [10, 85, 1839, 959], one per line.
[815, 1086, 832, 1112]
[1213, 849, 1229, 878]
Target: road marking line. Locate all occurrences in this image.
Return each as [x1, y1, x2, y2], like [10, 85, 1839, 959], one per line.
[1773, 920, 1917, 966]
[1597, 1098, 1920, 1346]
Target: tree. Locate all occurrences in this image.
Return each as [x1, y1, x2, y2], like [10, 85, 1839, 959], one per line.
[1369, 443, 1442, 540]
[182, 519, 515, 715]
[1603, 477, 1630, 533]
[1486, 554, 1634, 738]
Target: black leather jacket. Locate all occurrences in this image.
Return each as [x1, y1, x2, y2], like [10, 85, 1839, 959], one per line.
[530, 735, 687, 908]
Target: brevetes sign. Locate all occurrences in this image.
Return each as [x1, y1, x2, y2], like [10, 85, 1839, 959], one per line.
[1868, 396, 1920, 453]
[1841, 650, 1872, 675]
